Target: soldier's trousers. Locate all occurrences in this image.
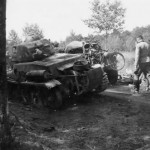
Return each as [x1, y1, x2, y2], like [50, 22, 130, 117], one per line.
[133, 62, 150, 91]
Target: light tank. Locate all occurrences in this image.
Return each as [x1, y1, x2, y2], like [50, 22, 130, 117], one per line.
[7, 39, 109, 109]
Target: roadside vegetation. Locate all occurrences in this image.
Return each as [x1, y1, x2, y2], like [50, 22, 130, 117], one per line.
[7, 21, 150, 56]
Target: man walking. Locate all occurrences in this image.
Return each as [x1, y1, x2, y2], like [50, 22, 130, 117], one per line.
[133, 35, 150, 94]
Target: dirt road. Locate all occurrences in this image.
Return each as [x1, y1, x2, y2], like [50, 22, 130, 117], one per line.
[9, 84, 150, 150]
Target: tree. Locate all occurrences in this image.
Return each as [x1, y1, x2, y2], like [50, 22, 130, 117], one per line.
[107, 34, 124, 51]
[121, 30, 131, 51]
[23, 23, 44, 41]
[0, 0, 12, 149]
[52, 41, 59, 47]
[125, 36, 135, 52]
[84, 34, 97, 43]
[8, 29, 22, 46]
[131, 27, 145, 39]
[7, 30, 22, 56]
[84, 0, 126, 48]
[65, 30, 83, 44]
[131, 26, 150, 43]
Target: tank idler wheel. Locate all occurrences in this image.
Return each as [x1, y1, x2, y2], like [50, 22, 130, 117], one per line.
[47, 88, 63, 109]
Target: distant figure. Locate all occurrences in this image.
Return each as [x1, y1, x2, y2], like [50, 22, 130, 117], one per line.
[133, 35, 150, 94]
[91, 43, 102, 52]
[32, 48, 46, 60]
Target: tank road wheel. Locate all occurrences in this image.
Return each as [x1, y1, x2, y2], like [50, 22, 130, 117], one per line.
[20, 86, 44, 107]
[47, 88, 63, 109]
[96, 72, 109, 92]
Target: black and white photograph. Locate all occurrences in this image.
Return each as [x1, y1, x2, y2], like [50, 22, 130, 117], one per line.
[0, 0, 150, 149]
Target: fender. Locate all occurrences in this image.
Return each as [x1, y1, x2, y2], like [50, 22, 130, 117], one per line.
[7, 79, 61, 89]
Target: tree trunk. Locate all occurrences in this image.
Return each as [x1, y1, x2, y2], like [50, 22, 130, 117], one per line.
[0, 0, 12, 148]
[105, 30, 108, 50]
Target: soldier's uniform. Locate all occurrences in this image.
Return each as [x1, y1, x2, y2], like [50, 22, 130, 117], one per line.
[134, 40, 150, 92]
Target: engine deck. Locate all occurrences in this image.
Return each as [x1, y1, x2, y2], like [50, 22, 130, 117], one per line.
[13, 53, 82, 75]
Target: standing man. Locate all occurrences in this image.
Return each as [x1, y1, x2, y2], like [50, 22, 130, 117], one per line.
[133, 35, 150, 93]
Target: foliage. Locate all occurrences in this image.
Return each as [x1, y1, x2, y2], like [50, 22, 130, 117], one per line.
[8, 30, 22, 46]
[23, 23, 44, 42]
[107, 34, 124, 51]
[65, 30, 84, 44]
[83, 0, 126, 48]
[52, 41, 59, 47]
[59, 40, 66, 48]
[7, 22, 150, 53]
[7, 30, 22, 56]
[84, 0, 126, 34]
[62, 25, 150, 52]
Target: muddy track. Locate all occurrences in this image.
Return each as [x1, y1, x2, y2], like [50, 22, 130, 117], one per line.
[7, 90, 150, 150]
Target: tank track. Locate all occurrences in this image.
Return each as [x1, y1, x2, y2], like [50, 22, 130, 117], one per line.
[7, 68, 109, 109]
[95, 72, 109, 92]
[106, 69, 118, 85]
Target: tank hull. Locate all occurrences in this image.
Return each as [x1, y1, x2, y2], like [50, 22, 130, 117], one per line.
[7, 40, 109, 109]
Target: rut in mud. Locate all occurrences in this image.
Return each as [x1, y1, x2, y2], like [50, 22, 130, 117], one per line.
[8, 91, 150, 150]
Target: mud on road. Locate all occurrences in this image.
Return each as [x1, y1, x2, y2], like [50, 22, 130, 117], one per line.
[9, 91, 150, 150]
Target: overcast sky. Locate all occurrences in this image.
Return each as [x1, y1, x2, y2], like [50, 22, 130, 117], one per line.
[6, 0, 150, 41]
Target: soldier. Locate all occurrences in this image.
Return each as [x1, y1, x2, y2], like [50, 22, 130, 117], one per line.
[32, 48, 44, 60]
[91, 43, 102, 52]
[133, 35, 150, 94]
